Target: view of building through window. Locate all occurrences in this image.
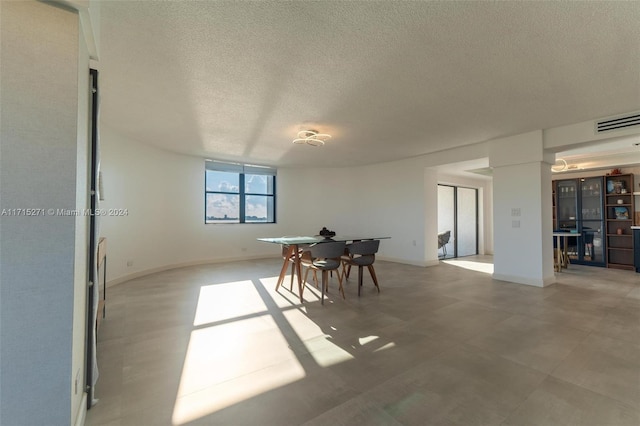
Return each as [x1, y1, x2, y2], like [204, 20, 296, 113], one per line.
[205, 162, 275, 223]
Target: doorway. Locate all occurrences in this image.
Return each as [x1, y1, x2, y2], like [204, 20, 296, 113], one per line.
[438, 184, 478, 258]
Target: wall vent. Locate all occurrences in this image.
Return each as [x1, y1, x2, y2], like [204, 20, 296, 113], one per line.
[595, 112, 640, 134]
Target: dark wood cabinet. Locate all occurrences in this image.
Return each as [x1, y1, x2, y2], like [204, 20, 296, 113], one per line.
[604, 174, 635, 270]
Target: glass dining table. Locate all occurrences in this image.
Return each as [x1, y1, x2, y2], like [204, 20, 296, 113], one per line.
[553, 231, 581, 272]
[257, 235, 390, 302]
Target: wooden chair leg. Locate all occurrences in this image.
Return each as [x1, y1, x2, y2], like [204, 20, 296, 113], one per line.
[303, 267, 311, 287]
[336, 267, 345, 299]
[289, 262, 295, 291]
[358, 265, 363, 296]
[368, 264, 380, 292]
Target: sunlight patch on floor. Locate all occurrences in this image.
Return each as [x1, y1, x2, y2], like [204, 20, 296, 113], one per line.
[172, 315, 305, 425]
[193, 280, 268, 326]
[282, 308, 355, 367]
[443, 259, 494, 274]
[359, 335, 379, 345]
[309, 344, 355, 367]
[373, 342, 397, 352]
[258, 276, 308, 307]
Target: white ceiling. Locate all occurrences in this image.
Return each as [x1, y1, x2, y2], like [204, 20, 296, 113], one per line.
[98, 1, 640, 170]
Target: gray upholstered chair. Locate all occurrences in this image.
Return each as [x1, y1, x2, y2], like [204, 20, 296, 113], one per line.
[302, 241, 347, 305]
[341, 239, 380, 296]
[438, 231, 451, 258]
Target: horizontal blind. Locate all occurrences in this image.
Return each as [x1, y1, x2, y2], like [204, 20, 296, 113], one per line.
[205, 160, 276, 176]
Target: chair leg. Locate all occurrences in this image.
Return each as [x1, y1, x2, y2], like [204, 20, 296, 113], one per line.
[358, 265, 363, 296]
[321, 270, 328, 305]
[289, 262, 295, 291]
[367, 264, 380, 293]
[336, 267, 345, 299]
[303, 267, 311, 288]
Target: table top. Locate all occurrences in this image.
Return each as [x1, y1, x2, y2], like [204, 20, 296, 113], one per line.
[257, 235, 390, 245]
[553, 232, 582, 237]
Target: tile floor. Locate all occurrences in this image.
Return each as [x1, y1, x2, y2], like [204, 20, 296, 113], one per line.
[86, 256, 640, 426]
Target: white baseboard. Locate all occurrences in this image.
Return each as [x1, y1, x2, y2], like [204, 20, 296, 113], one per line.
[106, 254, 279, 287]
[492, 273, 556, 287]
[377, 256, 439, 268]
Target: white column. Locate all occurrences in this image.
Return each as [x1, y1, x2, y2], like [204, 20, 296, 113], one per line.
[424, 167, 440, 266]
[490, 131, 556, 287]
[0, 2, 87, 424]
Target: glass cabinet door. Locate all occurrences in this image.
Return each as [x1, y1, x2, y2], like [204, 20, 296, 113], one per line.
[556, 180, 577, 230]
[554, 177, 605, 267]
[579, 177, 604, 265]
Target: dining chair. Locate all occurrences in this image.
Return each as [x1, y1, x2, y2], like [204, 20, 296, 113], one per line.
[302, 241, 346, 305]
[341, 239, 380, 296]
[438, 231, 451, 258]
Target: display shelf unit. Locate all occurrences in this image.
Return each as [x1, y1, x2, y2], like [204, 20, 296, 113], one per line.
[604, 174, 635, 270]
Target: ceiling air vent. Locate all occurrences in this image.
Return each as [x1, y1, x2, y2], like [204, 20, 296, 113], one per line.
[595, 112, 640, 134]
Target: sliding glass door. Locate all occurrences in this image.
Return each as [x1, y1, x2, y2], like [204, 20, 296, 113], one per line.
[437, 185, 478, 258]
[456, 187, 478, 257]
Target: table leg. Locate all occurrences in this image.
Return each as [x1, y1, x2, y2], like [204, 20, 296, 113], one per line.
[555, 235, 561, 272]
[292, 244, 304, 302]
[562, 236, 569, 269]
[276, 245, 295, 291]
[275, 244, 305, 302]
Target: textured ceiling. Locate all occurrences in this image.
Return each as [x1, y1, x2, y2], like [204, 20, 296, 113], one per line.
[98, 1, 640, 168]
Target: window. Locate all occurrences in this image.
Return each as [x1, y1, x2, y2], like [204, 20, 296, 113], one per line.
[205, 160, 276, 223]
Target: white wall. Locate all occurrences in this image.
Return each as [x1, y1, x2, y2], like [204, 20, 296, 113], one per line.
[544, 117, 640, 151]
[101, 128, 452, 283]
[0, 2, 88, 424]
[358, 159, 433, 266]
[72, 14, 91, 425]
[100, 126, 278, 282]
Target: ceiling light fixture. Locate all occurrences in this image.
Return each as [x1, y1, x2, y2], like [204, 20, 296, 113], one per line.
[551, 158, 568, 172]
[292, 129, 331, 147]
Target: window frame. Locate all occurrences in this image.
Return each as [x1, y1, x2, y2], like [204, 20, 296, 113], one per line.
[204, 160, 276, 224]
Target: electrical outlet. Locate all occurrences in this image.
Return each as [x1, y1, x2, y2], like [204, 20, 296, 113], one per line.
[127, 260, 133, 267]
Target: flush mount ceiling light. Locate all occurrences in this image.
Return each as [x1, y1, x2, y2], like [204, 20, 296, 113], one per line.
[292, 129, 331, 147]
